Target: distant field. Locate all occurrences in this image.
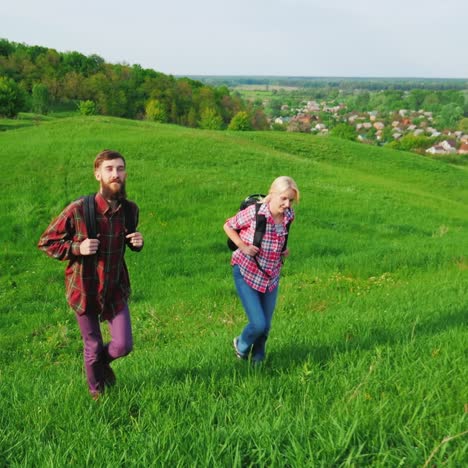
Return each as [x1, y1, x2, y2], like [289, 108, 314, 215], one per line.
[1, 116, 467, 466]
[233, 85, 300, 101]
[234, 84, 301, 91]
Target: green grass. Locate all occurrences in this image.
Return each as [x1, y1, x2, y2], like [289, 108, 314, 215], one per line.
[1, 116, 467, 466]
[0, 112, 78, 132]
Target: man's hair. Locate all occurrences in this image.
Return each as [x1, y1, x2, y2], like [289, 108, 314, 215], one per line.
[94, 149, 126, 170]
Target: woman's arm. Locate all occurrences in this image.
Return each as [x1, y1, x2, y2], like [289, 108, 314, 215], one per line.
[223, 223, 259, 257]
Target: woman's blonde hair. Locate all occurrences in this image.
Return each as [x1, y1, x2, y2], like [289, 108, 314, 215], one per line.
[264, 176, 300, 203]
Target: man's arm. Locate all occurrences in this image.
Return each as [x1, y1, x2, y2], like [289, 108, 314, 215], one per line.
[126, 232, 144, 251]
[38, 206, 81, 260]
[125, 203, 143, 252]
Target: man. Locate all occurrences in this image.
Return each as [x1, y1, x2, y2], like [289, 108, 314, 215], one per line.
[38, 149, 144, 399]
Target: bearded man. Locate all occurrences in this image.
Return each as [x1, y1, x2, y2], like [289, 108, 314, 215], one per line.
[38, 150, 144, 399]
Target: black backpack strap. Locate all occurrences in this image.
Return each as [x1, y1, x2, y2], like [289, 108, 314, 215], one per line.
[282, 219, 293, 252]
[253, 206, 293, 276]
[83, 194, 97, 239]
[252, 203, 271, 277]
[122, 200, 136, 234]
[253, 203, 266, 248]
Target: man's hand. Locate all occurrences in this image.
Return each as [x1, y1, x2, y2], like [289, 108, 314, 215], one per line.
[80, 238, 100, 256]
[126, 232, 144, 248]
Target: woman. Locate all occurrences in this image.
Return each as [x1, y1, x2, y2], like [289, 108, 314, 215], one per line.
[223, 176, 300, 363]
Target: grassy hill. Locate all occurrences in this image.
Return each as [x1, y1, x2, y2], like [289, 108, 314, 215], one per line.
[1, 116, 467, 465]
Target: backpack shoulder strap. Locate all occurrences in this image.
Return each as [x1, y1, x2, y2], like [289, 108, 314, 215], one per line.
[252, 203, 270, 276]
[252, 204, 293, 251]
[252, 203, 266, 248]
[83, 194, 97, 239]
[122, 199, 136, 234]
[282, 218, 293, 252]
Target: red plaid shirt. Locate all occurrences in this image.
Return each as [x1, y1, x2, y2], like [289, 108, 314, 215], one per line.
[226, 203, 294, 292]
[38, 193, 142, 320]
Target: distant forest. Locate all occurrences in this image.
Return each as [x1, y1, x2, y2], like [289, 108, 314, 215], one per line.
[1, 38, 466, 133]
[191, 75, 468, 91]
[0, 39, 268, 130]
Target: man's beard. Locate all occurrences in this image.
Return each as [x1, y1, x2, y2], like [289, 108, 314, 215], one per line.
[101, 179, 127, 200]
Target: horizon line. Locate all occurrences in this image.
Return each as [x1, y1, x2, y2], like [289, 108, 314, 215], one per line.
[180, 74, 468, 81]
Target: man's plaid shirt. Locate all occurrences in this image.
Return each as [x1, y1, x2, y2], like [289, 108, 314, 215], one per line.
[226, 203, 294, 293]
[38, 193, 142, 320]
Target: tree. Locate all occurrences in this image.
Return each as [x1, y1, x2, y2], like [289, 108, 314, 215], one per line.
[354, 91, 370, 111]
[0, 39, 15, 57]
[267, 97, 283, 116]
[62, 72, 85, 100]
[436, 103, 463, 130]
[0, 76, 25, 117]
[381, 126, 394, 143]
[369, 92, 387, 112]
[199, 107, 223, 130]
[287, 119, 310, 133]
[422, 93, 440, 112]
[0, 39, 251, 129]
[407, 89, 429, 110]
[187, 107, 198, 128]
[250, 108, 269, 130]
[388, 134, 434, 152]
[31, 83, 50, 114]
[62, 51, 89, 75]
[228, 111, 252, 131]
[458, 118, 468, 133]
[330, 123, 357, 141]
[145, 98, 167, 122]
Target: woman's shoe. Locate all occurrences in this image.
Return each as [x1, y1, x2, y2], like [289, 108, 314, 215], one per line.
[233, 337, 248, 360]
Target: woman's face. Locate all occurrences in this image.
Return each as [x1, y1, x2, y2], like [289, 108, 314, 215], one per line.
[269, 188, 296, 215]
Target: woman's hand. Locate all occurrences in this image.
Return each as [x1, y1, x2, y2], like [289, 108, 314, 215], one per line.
[281, 248, 290, 258]
[240, 244, 260, 257]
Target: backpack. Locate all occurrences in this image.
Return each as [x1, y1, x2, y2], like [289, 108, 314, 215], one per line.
[227, 193, 292, 253]
[82, 193, 136, 239]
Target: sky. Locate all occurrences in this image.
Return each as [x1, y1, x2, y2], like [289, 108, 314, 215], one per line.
[3, 0, 467, 79]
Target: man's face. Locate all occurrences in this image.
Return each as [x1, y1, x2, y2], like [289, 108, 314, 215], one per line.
[95, 158, 127, 200]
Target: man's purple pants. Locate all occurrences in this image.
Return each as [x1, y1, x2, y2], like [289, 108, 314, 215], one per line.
[75, 305, 133, 394]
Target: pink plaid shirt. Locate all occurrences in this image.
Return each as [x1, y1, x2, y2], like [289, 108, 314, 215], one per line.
[226, 203, 294, 292]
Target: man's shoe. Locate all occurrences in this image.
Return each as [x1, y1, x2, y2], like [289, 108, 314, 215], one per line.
[90, 390, 103, 401]
[233, 337, 248, 360]
[102, 364, 116, 387]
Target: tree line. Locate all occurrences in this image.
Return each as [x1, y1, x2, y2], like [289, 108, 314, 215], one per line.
[196, 75, 468, 91]
[0, 39, 268, 130]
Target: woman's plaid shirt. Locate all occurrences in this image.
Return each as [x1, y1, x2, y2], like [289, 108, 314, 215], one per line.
[226, 203, 294, 293]
[38, 193, 142, 320]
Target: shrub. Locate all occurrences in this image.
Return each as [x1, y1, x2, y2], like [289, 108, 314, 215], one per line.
[78, 100, 97, 116]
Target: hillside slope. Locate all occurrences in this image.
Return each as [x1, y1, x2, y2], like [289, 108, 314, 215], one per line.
[1, 117, 467, 466]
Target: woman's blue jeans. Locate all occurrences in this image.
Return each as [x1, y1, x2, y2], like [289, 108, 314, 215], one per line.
[233, 265, 279, 361]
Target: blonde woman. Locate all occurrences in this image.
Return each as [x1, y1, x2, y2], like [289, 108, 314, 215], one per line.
[224, 176, 300, 363]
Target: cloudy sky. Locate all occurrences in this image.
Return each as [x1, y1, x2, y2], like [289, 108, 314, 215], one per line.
[3, 0, 467, 78]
